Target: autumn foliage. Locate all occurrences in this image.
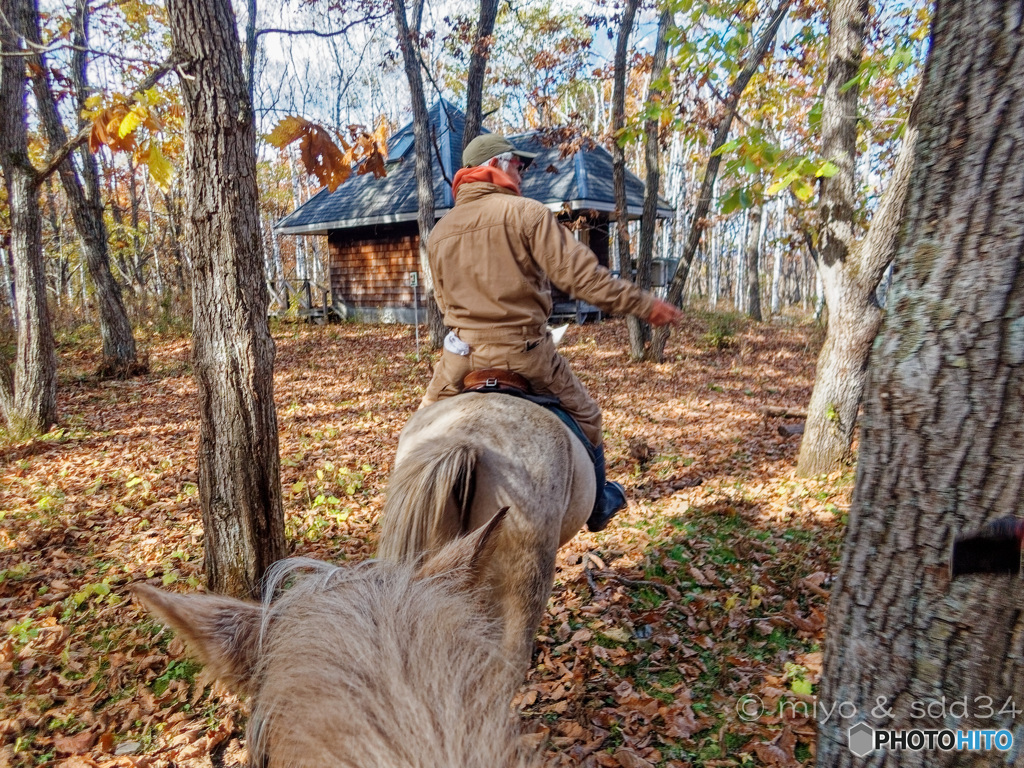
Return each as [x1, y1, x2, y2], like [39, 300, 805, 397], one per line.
[0, 318, 846, 767]
[84, 92, 177, 191]
[265, 117, 389, 192]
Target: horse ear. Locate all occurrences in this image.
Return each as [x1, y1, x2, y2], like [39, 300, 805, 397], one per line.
[417, 506, 508, 586]
[133, 584, 262, 696]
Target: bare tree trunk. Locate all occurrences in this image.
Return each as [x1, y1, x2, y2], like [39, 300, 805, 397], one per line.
[167, 0, 285, 597]
[162, 187, 190, 300]
[649, 0, 790, 361]
[243, 0, 257, 99]
[635, 9, 671, 361]
[1, 241, 14, 316]
[744, 195, 763, 321]
[770, 197, 784, 313]
[610, 0, 640, 355]
[462, 0, 498, 148]
[818, 3, 1024, 765]
[394, 0, 444, 347]
[0, 0, 57, 436]
[127, 157, 147, 296]
[795, 7, 921, 476]
[25, 0, 140, 377]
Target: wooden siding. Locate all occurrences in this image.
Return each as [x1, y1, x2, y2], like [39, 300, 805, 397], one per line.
[328, 231, 420, 308]
[327, 214, 611, 311]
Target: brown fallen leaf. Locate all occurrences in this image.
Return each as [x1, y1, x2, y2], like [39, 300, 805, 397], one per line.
[54, 730, 97, 755]
[56, 757, 99, 768]
[613, 748, 654, 768]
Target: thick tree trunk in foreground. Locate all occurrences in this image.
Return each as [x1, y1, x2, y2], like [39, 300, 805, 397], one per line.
[27, 0, 139, 378]
[0, 0, 57, 436]
[818, 3, 1024, 766]
[167, 0, 285, 597]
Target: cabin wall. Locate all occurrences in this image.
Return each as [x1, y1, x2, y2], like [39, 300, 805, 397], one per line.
[327, 223, 422, 322]
[326, 214, 612, 323]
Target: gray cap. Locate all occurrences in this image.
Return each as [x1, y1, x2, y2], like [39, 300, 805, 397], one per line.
[462, 134, 538, 169]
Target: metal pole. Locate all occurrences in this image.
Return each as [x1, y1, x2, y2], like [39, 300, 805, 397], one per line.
[411, 271, 420, 360]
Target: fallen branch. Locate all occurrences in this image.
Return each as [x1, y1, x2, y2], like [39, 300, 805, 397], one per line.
[761, 405, 807, 418]
[584, 554, 669, 592]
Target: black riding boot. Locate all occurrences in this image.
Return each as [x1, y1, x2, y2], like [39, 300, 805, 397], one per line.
[586, 443, 627, 532]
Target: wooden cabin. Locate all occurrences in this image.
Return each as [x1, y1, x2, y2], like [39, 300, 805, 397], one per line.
[275, 100, 673, 323]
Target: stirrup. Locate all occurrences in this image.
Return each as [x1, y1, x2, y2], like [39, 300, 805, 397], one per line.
[587, 481, 627, 532]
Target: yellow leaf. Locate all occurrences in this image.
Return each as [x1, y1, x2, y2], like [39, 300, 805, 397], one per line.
[143, 142, 174, 191]
[792, 178, 815, 202]
[600, 627, 632, 644]
[118, 109, 143, 139]
[265, 116, 311, 150]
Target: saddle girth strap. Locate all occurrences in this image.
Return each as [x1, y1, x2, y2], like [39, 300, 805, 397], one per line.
[462, 368, 531, 394]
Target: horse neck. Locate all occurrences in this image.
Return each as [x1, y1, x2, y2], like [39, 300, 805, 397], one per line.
[249, 569, 538, 767]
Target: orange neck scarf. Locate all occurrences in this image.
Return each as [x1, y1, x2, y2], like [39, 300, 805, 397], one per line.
[451, 165, 521, 200]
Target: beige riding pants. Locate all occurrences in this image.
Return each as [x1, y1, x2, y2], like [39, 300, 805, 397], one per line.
[420, 327, 603, 447]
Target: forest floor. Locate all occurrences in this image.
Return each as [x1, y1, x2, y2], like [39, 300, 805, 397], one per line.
[0, 313, 851, 768]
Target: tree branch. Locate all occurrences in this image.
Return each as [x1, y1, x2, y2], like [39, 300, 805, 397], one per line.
[663, 0, 792, 308]
[33, 57, 176, 186]
[254, 13, 389, 42]
[857, 83, 921, 291]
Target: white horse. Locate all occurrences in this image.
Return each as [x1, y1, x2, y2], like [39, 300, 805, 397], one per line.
[377, 392, 596, 670]
[135, 513, 546, 768]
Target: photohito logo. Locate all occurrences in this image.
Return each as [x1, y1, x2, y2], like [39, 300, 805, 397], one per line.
[847, 722, 1013, 755]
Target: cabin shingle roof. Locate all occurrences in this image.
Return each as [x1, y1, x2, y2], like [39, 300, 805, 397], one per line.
[276, 99, 673, 235]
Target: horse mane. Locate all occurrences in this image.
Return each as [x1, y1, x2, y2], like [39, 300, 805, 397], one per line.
[377, 438, 478, 562]
[245, 555, 545, 768]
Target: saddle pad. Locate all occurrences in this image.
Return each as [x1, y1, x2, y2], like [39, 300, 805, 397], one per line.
[460, 380, 596, 464]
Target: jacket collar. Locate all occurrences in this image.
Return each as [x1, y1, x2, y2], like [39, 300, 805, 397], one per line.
[454, 182, 520, 206]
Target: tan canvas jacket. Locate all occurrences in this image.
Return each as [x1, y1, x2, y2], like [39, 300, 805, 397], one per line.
[428, 182, 656, 334]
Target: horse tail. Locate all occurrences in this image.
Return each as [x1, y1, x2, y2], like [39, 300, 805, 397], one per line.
[377, 438, 478, 563]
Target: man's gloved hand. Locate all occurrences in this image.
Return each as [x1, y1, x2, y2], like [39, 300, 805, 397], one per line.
[646, 299, 683, 327]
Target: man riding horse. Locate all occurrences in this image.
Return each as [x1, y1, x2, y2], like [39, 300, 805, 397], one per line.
[421, 134, 682, 532]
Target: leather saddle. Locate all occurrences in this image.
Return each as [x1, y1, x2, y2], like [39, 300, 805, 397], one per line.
[459, 368, 595, 462]
[462, 368, 531, 394]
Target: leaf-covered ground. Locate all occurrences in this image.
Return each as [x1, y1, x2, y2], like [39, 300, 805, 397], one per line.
[0, 315, 850, 768]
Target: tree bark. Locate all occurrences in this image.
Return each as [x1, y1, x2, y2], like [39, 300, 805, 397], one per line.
[818, 3, 1024, 765]
[394, 0, 444, 348]
[26, 0, 140, 378]
[631, 8, 671, 361]
[611, 0, 639, 358]
[166, 0, 285, 597]
[744, 195, 763, 321]
[462, 0, 498, 148]
[795, 3, 920, 476]
[0, 0, 57, 436]
[649, 0, 790, 362]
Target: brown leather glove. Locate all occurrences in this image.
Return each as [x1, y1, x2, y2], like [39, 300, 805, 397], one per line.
[646, 299, 683, 327]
